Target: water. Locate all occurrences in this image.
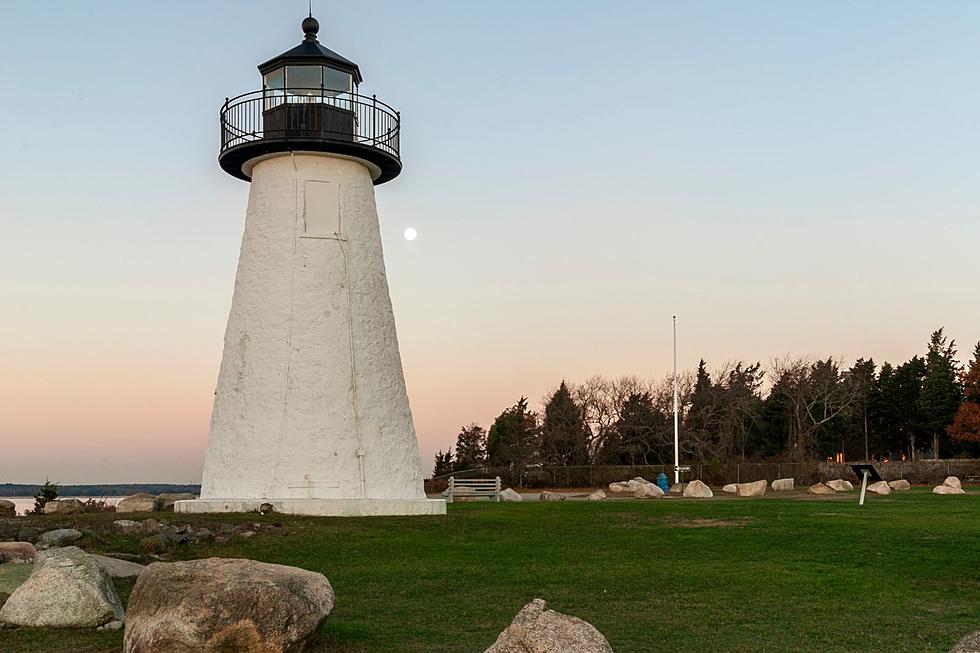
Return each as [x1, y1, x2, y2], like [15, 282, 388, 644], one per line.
[1, 496, 122, 516]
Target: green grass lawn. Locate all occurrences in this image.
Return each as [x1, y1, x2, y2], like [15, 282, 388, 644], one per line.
[2, 489, 979, 652]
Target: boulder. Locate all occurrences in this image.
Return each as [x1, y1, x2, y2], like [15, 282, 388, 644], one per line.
[607, 481, 631, 494]
[43, 498, 84, 515]
[90, 554, 146, 579]
[683, 480, 713, 498]
[539, 491, 566, 502]
[123, 557, 333, 653]
[158, 493, 197, 511]
[722, 484, 738, 494]
[944, 476, 963, 490]
[587, 489, 607, 501]
[888, 479, 912, 491]
[0, 546, 124, 628]
[934, 484, 966, 495]
[826, 479, 854, 492]
[633, 484, 664, 499]
[771, 478, 794, 492]
[36, 528, 83, 550]
[737, 480, 767, 497]
[113, 520, 141, 532]
[867, 481, 891, 495]
[484, 598, 613, 653]
[949, 630, 980, 652]
[669, 483, 686, 495]
[626, 477, 653, 492]
[139, 518, 162, 535]
[0, 499, 15, 517]
[116, 493, 159, 514]
[807, 483, 835, 495]
[0, 542, 36, 564]
[500, 488, 522, 502]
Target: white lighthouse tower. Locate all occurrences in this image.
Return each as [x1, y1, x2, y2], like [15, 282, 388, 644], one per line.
[177, 15, 445, 516]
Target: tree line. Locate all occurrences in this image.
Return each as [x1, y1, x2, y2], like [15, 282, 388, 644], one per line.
[432, 328, 980, 476]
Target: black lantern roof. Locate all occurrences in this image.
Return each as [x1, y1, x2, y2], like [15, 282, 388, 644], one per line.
[257, 16, 363, 84]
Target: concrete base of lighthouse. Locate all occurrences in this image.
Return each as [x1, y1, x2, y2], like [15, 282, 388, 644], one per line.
[175, 498, 446, 517]
[193, 152, 443, 517]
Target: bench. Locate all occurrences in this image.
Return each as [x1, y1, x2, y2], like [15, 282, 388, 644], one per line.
[965, 475, 980, 484]
[443, 476, 502, 503]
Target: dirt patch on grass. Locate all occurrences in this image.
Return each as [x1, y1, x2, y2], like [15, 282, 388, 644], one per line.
[664, 517, 753, 528]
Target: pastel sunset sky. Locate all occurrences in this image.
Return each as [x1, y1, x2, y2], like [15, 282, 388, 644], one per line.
[1, 1, 978, 483]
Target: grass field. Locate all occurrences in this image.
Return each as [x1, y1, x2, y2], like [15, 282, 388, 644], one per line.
[2, 489, 979, 652]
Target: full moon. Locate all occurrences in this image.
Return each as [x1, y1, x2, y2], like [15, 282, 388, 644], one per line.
[403, 227, 418, 241]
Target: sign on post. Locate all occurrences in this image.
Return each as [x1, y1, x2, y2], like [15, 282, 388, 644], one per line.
[850, 463, 882, 506]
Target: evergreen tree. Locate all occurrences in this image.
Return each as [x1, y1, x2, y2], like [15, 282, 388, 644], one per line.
[30, 480, 58, 515]
[949, 342, 980, 444]
[540, 381, 590, 465]
[919, 328, 963, 458]
[605, 392, 670, 465]
[432, 449, 454, 477]
[847, 358, 877, 460]
[486, 398, 540, 468]
[453, 424, 487, 471]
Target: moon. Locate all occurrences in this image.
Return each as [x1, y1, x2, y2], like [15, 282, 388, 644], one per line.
[403, 227, 418, 241]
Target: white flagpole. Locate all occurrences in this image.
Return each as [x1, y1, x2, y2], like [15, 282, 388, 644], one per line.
[673, 316, 680, 484]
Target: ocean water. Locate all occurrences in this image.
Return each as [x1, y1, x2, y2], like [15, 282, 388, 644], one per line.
[1, 496, 122, 516]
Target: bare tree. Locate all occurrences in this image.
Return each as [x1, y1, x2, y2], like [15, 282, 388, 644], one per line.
[769, 356, 857, 460]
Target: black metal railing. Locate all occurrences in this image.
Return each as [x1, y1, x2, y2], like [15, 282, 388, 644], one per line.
[219, 88, 400, 160]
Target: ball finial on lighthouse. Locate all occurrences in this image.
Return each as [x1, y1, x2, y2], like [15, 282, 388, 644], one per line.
[179, 14, 443, 517]
[302, 16, 319, 41]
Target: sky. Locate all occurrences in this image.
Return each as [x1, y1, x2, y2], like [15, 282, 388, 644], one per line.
[1, 1, 978, 484]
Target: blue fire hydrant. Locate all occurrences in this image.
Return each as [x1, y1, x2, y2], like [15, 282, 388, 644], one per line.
[656, 472, 670, 493]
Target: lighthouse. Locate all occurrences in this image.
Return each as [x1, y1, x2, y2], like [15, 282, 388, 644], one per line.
[177, 15, 445, 516]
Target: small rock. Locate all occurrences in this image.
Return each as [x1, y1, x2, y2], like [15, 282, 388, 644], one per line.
[669, 483, 686, 495]
[807, 483, 836, 495]
[633, 484, 664, 499]
[737, 480, 767, 497]
[0, 500, 15, 517]
[116, 494, 158, 514]
[934, 485, 966, 495]
[722, 484, 738, 494]
[826, 479, 854, 492]
[0, 542, 36, 564]
[867, 481, 891, 495]
[500, 488, 522, 502]
[943, 476, 962, 490]
[240, 531, 258, 538]
[36, 528, 83, 550]
[949, 630, 980, 652]
[189, 528, 215, 545]
[139, 519, 162, 535]
[0, 546, 124, 628]
[539, 491, 566, 502]
[43, 499, 84, 515]
[587, 489, 607, 501]
[123, 558, 334, 653]
[484, 598, 613, 653]
[771, 478, 794, 492]
[888, 479, 911, 491]
[683, 480, 713, 498]
[90, 554, 147, 579]
[113, 520, 140, 532]
[157, 493, 196, 512]
[97, 619, 124, 632]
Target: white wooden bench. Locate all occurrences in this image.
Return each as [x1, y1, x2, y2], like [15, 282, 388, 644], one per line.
[443, 476, 502, 503]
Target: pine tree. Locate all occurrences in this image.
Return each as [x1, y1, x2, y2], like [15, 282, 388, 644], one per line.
[453, 424, 487, 471]
[847, 358, 877, 460]
[540, 381, 590, 466]
[486, 398, 540, 468]
[30, 480, 59, 515]
[432, 449, 454, 477]
[949, 342, 980, 444]
[919, 328, 963, 458]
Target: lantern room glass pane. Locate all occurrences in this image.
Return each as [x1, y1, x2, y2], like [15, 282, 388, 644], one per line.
[286, 66, 322, 96]
[263, 68, 285, 110]
[322, 68, 352, 97]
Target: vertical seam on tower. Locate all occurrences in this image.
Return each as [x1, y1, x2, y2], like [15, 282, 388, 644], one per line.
[274, 151, 301, 491]
[336, 232, 367, 499]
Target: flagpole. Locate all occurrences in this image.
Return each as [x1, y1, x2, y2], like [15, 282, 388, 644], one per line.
[673, 316, 679, 484]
